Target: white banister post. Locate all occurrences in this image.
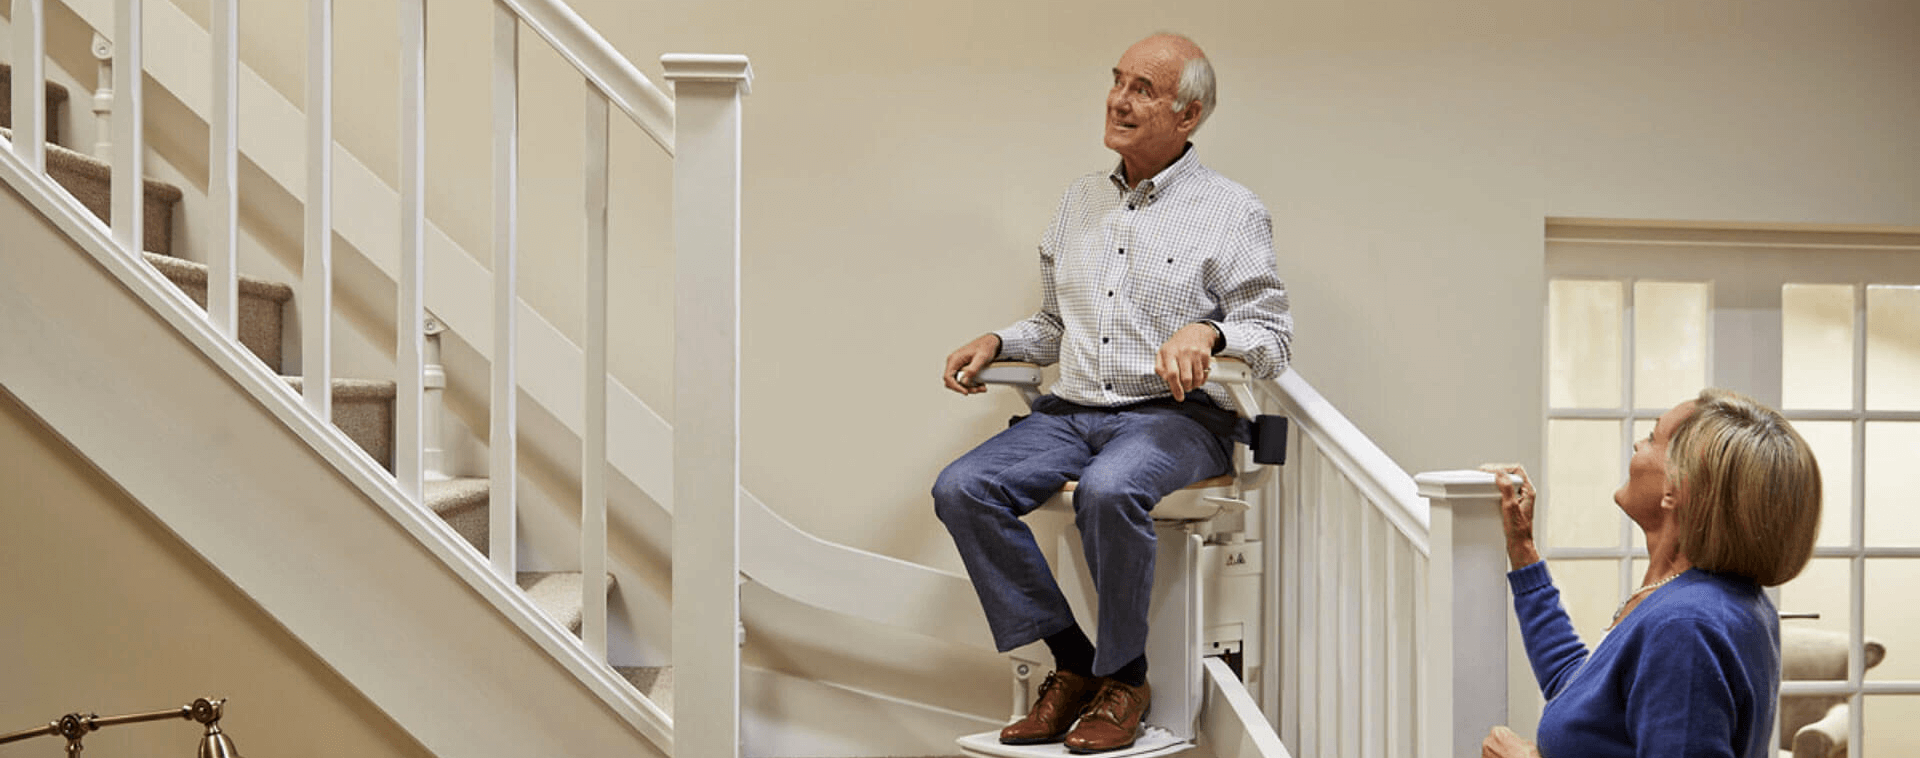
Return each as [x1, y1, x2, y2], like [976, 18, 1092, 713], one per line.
[91, 34, 113, 160]
[664, 52, 750, 758]
[421, 313, 451, 481]
[1414, 470, 1511, 758]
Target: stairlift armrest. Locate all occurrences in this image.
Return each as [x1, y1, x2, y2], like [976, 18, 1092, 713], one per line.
[971, 362, 1044, 407]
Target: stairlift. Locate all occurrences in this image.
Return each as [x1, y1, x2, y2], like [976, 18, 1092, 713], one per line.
[953, 358, 1281, 758]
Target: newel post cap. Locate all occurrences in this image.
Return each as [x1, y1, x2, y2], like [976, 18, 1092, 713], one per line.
[661, 54, 754, 95]
[1413, 469, 1508, 502]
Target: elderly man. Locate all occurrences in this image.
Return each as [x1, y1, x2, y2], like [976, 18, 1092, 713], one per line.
[933, 33, 1292, 753]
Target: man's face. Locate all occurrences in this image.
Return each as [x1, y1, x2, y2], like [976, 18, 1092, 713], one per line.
[1103, 37, 1198, 175]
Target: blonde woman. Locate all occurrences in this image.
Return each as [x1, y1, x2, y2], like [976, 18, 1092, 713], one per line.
[1484, 389, 1822, 758]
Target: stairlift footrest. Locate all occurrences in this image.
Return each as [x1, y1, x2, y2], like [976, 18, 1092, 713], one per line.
[956, 726, 1192, 758]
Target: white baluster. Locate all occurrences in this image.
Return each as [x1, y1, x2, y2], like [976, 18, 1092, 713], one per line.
[302, 0, 332, 419]
[394, 0, 427, 502]
[581, 88, 609, 660]
[109, 0, 141, 255]
[207, 0, 238, 338]
[665, 52, 751, 758]
[1414, 470, 1511, 758]
[12, 0, 46, 174]
[488, 1, 518, 580]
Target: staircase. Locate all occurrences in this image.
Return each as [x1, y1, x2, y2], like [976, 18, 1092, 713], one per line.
[3, 67, 683, 716]
[1, 3, 1519, 757]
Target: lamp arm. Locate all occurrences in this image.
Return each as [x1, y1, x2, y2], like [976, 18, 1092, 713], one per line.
[0, 698, 227, 750]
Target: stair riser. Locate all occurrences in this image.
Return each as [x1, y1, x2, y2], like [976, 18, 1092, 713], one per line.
[48, 161, 180, 256]
[0, 64, 70, 145]
[170, 280, 287, 372]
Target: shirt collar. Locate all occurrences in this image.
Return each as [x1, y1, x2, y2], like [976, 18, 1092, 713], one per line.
[1108, 142, 1199, 200]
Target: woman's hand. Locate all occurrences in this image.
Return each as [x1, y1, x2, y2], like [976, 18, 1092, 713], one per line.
[1482, 463, 1540, 570]
[1482, 726, 1541, 758]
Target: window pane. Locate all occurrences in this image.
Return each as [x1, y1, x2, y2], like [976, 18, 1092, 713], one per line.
[1776, 557, 1853, 654]
[1545, 419, 1626, 549]
[1782, 284, 1856, 410]
[1867, 285, 1920, 411]
[1550, 280, 1624, 408]
[1865, 422, 1920, 547]
[1634, 281, 1709, 411]
[1864, 695, 1920, 758]
[1792, 420, 1854, 548]
[1553, 558, 1622, 647]
[1866, 559, 1920, 682]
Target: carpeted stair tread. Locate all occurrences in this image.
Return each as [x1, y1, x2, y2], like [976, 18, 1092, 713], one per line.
[141, 251, 295, 302]
[426, 477, 490, 554]
[280, 376, 396, 470]
[0, 124, 180, 255]
[0, 62, 70, 145]
[142, 251, 292, 371]
[282, 376, 400, 400]
[516, 571, 616, 635]
[615, 666, 674, 717]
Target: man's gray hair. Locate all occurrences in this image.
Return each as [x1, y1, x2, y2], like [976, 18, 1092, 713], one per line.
[1171, 50, 1216, 133]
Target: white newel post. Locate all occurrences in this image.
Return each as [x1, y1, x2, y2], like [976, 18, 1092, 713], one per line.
[1414, 470, 1511, 758]
[666, 52, 751, 758]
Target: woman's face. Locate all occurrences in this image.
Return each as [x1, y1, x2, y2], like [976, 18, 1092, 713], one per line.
[1615, 399, 1699, 525]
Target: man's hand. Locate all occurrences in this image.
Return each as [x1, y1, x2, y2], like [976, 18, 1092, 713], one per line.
[1482, 726, 1541, 758]
[1156, 323, 1219, 402]
[943, 334, 1002, 395]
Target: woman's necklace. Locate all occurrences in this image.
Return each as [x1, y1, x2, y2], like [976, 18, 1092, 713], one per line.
[1610, 571, 1685, 627]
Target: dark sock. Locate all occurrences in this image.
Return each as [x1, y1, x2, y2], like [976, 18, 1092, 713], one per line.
[1110, 654, 1149, 687]
[1043, 624, 1096, 676]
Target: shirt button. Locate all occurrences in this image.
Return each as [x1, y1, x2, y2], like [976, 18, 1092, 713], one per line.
[1107, 291, 1114, 297]
[1102, 337, 1110, 344]
[1127, 204, 1136, 211]
[1118, 248, 1125, 255]
[1105, 383, 1114, 391]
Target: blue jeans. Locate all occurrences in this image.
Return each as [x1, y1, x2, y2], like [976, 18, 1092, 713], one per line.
[933, 398, 1231, 677]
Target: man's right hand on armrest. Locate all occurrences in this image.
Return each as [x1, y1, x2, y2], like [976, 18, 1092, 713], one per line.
[943, 333, 1002, 395]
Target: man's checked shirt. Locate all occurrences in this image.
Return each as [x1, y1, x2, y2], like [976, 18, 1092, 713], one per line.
[995, 145, 1292, 409]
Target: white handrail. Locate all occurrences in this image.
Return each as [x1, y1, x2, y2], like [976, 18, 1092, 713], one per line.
[497, 0, 675, 153]
[1268, 370, 1429, 553]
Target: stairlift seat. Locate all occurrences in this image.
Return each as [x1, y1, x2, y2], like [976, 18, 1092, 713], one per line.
[956, 358, 1274, 758]
[978, 359, 1265, 523]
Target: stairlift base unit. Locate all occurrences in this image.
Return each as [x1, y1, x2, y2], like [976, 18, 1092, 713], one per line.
[955, 725, 1191, 758]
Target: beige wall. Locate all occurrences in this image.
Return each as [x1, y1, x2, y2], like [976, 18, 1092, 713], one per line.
[0, 389, 434, 758]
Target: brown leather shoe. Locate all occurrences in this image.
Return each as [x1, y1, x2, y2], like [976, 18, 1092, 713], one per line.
[1063, 678, 1151, 754]
[999, 669, 1100, 744]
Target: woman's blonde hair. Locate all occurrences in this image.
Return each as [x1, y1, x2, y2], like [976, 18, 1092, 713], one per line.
[1667, 388, 1822, 587]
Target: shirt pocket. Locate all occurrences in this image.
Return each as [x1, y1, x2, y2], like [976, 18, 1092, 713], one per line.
[1134, 244, 1215, 336]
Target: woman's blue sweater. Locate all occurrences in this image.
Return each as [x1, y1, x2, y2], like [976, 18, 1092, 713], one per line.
[1509, 562, 1779, 758]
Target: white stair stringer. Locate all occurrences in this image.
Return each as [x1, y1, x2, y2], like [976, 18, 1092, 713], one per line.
[0, 140, 671, 757]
